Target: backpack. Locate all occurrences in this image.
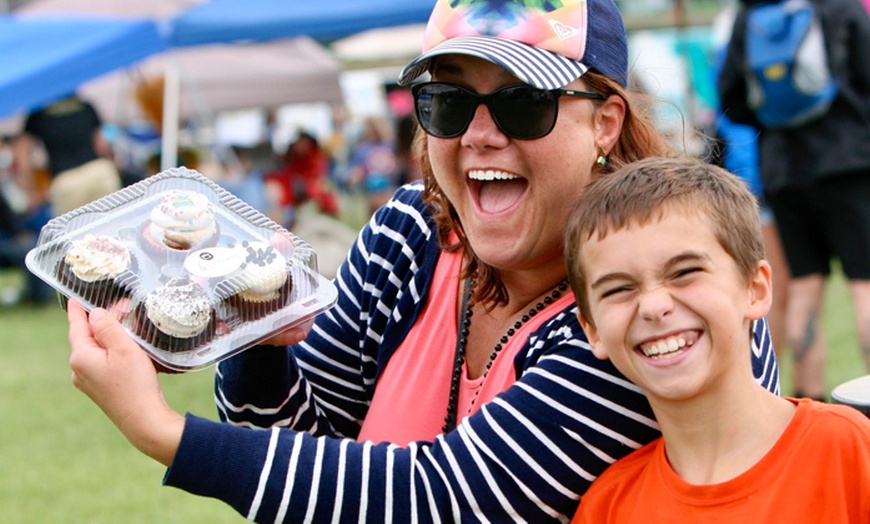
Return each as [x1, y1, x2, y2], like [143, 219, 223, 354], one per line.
[744, 0, 838, 128]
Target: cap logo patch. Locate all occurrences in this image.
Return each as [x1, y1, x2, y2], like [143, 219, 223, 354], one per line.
[548, 19, 579, 40]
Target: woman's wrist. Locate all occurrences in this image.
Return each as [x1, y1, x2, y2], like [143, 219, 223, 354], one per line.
[125, 408, 187, 467]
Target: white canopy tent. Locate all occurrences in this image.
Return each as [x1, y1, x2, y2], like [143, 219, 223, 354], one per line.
[16, 0, 344, 169]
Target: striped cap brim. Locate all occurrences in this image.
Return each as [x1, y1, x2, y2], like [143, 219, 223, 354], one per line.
[397, 35, 590, 90]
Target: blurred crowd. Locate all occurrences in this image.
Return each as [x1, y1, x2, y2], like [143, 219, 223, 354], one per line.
[0, 92, 421, 307]
[4, 0, 869, 408]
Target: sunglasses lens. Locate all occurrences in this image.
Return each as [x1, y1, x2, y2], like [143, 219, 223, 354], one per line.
[414, 84, 475, 138]
[489, 86, 559, 140]
[413, 83, 560, 140]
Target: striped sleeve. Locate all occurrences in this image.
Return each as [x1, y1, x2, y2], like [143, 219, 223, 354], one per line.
[173, 185, 781, 522]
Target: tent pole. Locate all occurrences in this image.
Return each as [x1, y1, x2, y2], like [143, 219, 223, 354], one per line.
[160, 61, 180, 171]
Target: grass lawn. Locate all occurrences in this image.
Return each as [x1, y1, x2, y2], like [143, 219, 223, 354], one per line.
[0, 210, 867, 522]
[0, 299, 247, 523]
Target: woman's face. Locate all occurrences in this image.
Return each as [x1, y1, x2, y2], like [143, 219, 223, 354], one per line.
[427, 55, 621, 279]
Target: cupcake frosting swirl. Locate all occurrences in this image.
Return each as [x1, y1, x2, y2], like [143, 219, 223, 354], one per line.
[145, 277, 213, 338]
[149, 190, 216, 248]
[64, 235, 131, 282]
[235, 241, 288, 300]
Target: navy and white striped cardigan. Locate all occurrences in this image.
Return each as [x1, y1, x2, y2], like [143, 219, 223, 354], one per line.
[164, 183, 780, 523]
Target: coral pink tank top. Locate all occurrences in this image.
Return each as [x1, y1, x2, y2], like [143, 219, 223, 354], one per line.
[356, 249, 573, 445]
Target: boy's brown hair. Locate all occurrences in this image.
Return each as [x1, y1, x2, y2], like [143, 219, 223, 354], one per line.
[564, 156, 765, 326]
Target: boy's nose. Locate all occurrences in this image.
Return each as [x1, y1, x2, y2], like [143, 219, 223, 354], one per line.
[638, 286, 674, 321]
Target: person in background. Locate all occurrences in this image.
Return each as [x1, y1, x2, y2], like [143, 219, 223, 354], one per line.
[65, 1, 780, 521]
[265, 131, 340, 229]
[0, 161, 52, 305]
[718, 0, 870, 400]
[14, 93, 121, 217]
[347, 116, 398, 215]
[394, 113, 422, 185]
[710, 1, 790, 356]
[567, 156, 870, 522]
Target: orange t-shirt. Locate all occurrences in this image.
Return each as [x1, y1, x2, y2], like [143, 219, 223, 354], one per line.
[357, 248, 574, 446]
[573, 398, 870, 523]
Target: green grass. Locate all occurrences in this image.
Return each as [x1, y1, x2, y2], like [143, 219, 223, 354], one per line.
[1, 209, 867, 522]
[0, 302, 246, 523]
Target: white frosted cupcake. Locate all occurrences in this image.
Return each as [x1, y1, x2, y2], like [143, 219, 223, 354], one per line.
[57, 234, 137, 306]
[225, 240, 293, 321]
[135, 277, 216, 352]
[143, 190, 218, 252]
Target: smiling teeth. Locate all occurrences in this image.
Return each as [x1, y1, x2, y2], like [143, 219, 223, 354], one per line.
[468, 170, 518, 181]
[642, 336, 693, 359]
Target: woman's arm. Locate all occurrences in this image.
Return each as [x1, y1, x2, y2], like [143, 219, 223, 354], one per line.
[214, 184, 438, 438]
[68, 301, 185, 466]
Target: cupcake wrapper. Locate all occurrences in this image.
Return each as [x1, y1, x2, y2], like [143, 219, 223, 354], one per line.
[55, 259, 137, 308]
[133, 304, 216, 353]
[225, 273, 294, 322]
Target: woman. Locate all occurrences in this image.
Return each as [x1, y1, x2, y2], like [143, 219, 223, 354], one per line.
[68, 0, 780, 521]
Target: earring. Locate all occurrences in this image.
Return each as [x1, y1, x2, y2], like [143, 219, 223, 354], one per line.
[596, 147, 608, 167]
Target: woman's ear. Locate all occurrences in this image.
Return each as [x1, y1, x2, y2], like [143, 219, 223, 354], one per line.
[747, 260, 773, 321]
[578, 314, 609, 361]
[594, 94, 626, 153]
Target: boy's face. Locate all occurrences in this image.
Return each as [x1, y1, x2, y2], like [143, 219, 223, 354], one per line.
[577, 207, 771, 402]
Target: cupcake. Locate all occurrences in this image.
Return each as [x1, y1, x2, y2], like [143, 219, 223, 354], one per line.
[56, 234, 136, 306]
[224, 240, 293, 321]
[135, 277, 216, 352]
[143, 190, 218, 253]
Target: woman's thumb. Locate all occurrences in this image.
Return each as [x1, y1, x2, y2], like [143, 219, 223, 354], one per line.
[88, 308, 136, 352]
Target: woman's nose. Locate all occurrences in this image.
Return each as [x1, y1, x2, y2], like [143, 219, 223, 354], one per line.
[460, 103, 509, 148]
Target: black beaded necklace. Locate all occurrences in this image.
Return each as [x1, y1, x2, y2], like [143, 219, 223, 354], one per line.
[443, 277, 569, 433]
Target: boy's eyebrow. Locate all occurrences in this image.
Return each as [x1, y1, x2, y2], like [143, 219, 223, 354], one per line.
[588, 251, 711, 291]
[589, 272, 632, 291]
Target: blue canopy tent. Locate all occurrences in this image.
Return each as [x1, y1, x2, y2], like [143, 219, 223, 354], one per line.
[167, 0, 435, 47]
[2, 0, 437, 166]
[0, 15, 167, 119]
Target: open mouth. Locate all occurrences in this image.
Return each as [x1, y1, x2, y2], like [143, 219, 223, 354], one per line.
[637, 331, 699, 360]
[468, 169, 528, 214]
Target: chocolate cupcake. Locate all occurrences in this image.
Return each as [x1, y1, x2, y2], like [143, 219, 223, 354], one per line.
[142, 190, 219, 253]
[224, 240, 293, 321]
[56, 234, 136, 306]
[135, 277, 216, 353]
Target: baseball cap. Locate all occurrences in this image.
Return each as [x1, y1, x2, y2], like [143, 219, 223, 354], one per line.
[397, 0, 628, 90]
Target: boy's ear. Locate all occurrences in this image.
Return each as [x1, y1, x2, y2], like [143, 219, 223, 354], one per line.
[578, 314, 609, 361]
[747, 260, 773, 321]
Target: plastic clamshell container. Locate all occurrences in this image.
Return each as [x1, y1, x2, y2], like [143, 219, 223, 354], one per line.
[25, 167, 337, 372]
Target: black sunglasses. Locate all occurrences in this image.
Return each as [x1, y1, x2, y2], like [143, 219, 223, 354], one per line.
[411, 82, 606, 140]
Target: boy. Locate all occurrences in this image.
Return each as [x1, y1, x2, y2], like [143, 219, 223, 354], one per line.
[564, 157, 870, 522]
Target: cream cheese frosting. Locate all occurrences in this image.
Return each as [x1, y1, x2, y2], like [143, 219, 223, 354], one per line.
[64, 234, 131, 282]
[144, 277, 213, 338]
[149, 190, 217, 249]
[234, 241, 289, 301]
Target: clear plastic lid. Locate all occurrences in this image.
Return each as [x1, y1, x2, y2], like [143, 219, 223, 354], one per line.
[26, 167, 337, 372]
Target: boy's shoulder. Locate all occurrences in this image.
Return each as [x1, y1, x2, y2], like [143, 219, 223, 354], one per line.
[798, 397, 870, 441]
[582, 437, 662, 497]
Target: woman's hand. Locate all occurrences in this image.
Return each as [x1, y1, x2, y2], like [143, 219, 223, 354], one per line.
[260, 319, 311, 347]
[67, 301, 185, 466]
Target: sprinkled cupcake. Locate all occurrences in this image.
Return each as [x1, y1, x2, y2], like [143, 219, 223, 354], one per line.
[144, 190, 218, 252]
[56, 234, 137, 306]
[134, 277, 216, 352]
[224, 240, 293, 321]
